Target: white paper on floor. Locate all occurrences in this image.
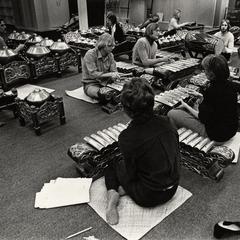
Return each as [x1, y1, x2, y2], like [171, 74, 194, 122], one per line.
[88, 177, 192, 240]
[6, 84, 55, 100]
[223, 132, 240, 163]
[35, 177, 92, 209]
[65, 87, 99, 104]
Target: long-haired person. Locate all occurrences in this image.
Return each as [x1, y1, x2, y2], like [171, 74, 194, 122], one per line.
[132, 23, 170, 69]
[105, 78, 180, 225]
[168, 54, 238, 142]
[106, 12, 125, 44]
[214, 19, 234, 61]
[168, 9, 193, 31]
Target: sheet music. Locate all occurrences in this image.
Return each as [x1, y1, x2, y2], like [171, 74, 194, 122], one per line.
[35, 177, 92, 209]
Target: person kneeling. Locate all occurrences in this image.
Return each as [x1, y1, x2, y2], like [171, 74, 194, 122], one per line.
[105, 77, 180, 225]
[82, 33, 120, 99]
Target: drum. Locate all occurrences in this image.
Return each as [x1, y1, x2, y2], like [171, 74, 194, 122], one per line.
[185, 32, 224, 55]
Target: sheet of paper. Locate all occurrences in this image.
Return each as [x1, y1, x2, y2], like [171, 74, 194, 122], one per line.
[35, 178, 92, 209]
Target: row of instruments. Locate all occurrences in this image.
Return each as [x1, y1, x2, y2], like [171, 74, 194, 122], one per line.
[68, 122, 234, 181]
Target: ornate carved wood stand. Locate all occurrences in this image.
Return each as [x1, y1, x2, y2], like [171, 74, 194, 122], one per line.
[16, 95, 66, 135]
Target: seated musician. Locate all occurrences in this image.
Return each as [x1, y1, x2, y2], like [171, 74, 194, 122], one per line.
[214, 19, 234, 61]
[168, 54, 238, 142]
[0, 19, 24, 52]
[82, 33, 120, 99]
[138, 13, 160, 29]
[168, 9, 193, 32]
[105, 77, 180, 225]
[132, 23, 171, 73]
[106, 12, 126, 44]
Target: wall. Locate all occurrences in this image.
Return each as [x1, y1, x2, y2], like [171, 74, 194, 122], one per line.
[34, 0, 69, 31]
[214, 0, 229, 26]
[13, 0, 69, 31]
[12, 0, 37, 30]
[128, 0, 146, 26]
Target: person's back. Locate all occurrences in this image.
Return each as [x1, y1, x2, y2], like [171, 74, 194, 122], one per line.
[119, 114, 180, 191]
[198, 80, 238, 141]
[104, 77, 180, 225]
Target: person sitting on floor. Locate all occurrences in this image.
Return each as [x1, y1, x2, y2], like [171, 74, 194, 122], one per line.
[138, 13, 160, 29]
[0, 19, 24, 52]
[106, 12, 126, 44]
[132, 22, 171, 73]
[167, 54, 238, 142]
[214, 19, 234, 61]
[168, 9, 193, 32]
[105, 77, 180, 225]
[81, 33, 120, 99]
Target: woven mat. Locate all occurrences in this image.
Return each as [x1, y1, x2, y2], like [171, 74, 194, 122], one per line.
[65, 87, 99, 104]
[88, 177, 192, 240]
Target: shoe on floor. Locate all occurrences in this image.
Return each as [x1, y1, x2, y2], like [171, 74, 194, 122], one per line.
[214, 221, 240, 239]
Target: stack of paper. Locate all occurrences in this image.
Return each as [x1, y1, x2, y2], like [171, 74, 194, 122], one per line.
[35, 177, 92, 209]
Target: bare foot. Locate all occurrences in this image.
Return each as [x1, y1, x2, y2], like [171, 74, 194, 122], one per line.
[118, 185, 126, 196]
[106, 190, 120, 225]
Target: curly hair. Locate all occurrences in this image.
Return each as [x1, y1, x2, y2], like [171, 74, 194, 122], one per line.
[201, 54, 230, 82]
[121, 77, 155, 120]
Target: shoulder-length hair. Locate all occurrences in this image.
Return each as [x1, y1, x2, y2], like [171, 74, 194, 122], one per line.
[107, 12, 117, 25]
[121, 77, 155, 120]
[201, 54, 230, 82]
[220, 19, 231, 31]
[173, 9, 181, 21]
[96, 33, 114, 50]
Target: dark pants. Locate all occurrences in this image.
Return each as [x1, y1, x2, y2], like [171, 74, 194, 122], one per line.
[105, 159, 178, 208]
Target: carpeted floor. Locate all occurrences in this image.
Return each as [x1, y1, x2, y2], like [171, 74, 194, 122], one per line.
[1, 66, 240, 240]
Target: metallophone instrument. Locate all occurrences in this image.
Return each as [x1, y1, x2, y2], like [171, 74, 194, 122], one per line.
[178, 127, 235, 181]
[153, 86, 199, 115]
[184, 31, 225, 58]
[68, 123, 128, 180]
[153, 58, 201, 88]
[68, 123, 234, 181]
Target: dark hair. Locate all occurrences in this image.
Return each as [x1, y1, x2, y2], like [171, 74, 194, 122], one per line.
[202, 54, 229, 82]
[107, 13, 117, 25]
[220, 19, 231, 31]
[121, 77, 154, 121]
